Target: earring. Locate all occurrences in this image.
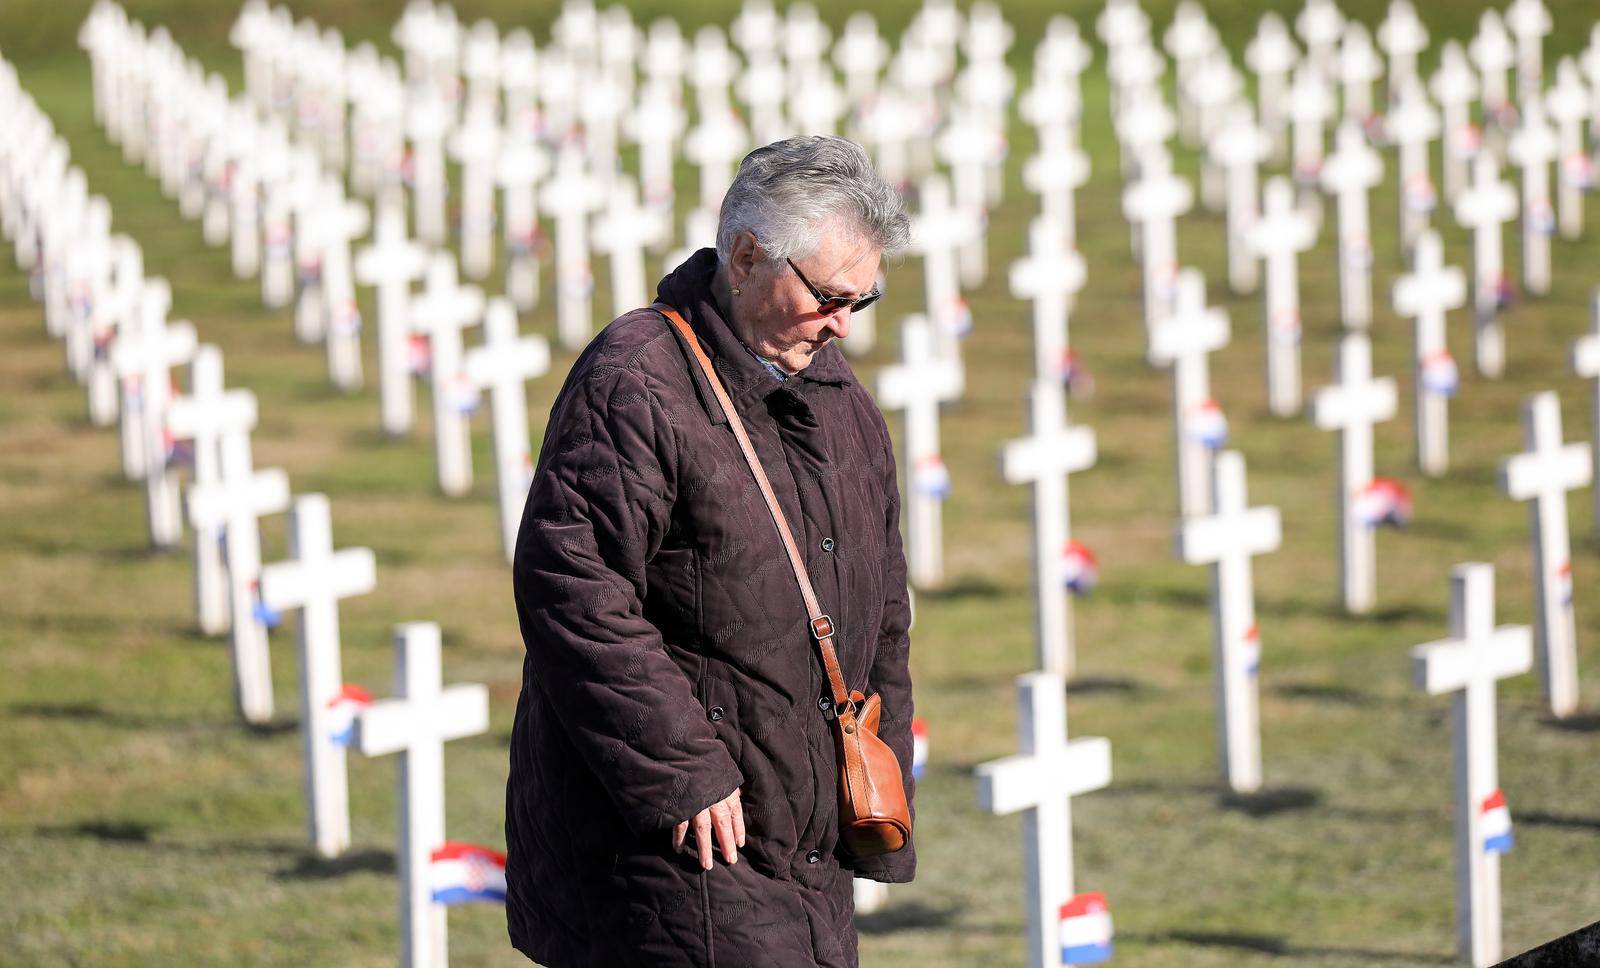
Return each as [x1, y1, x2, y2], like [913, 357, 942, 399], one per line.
[731, 286, 741, 296]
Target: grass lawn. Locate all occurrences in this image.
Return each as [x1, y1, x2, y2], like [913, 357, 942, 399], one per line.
[3, 1, 1600, 965]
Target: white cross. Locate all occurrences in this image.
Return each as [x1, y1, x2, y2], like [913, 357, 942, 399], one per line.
[1393, 231, 1467, 477]
[1177, 449, 1282, 793]
[1121, 149, 1192, 330]
[1320, 121, 1383, 329]
[937, 107, 1004, 290]
[593, 176, 668, 322]
[1287, 63, 1333, 215]
[111, 277, 197, 548]
[1410, 563, 1532, 968]
[1386, 79, 1440, 255]
[1249, 177, 1317, 416]
[1149, 268, 1230, 519]
[1544, 59, 1591, 240]
[449, 106, 503, 281]
[682, 105, 747, 215]
[1498, 390, 1592, 718]
[877, 315, 963, 589]
[1573, 290, 1600, 539]
[1021, 129, 1089, 249]
[313, 180, 369, 392]
[1431, 42, 1481, 202]
[1244, 13, 1298, 160]
[1452, 153, 1518, 378]
[910, 174, 978, 362]
[411, 254, 486, 498]
[1310, 333, 1398, 614]
[1296, 0, 1344, 80]
[1506, 99, 1558, 297]
[463, 297, 550, 564]
[1008, 217, 1085, 387]
[629, 80, 686, 212]
[496, 136, 550, 313]
[405, 93, 452, 247]
[1337, 22, 1383, 122]
[186, 430, 289, 725]
[87, 235, 142, 430]
[1001, 381, 1097, 678]
[1504, 0, 1551, 101]
[1207, 104, 1270, 295]
[168, 345, 257, 636]
[975, 671, 1111, 968]
[540, 144, 605, 350]
[1377, 0, 1429, 102]
[1470, 13, 1515, 120]
[355, 621, 490, 968]
[259, 492, 377, 858]
[356, 199, 429, 437]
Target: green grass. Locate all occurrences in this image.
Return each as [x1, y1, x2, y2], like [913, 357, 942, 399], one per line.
[4, 1, 1600, 965]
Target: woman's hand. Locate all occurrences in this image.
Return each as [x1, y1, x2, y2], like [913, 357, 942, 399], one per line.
[672, 787, 746, 871]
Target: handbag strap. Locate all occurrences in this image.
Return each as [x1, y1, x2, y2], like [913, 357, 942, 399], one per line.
[655, 303, 854, 712]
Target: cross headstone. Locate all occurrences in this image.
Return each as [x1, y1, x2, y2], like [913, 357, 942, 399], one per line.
[1310, 334, 1398, 614]
[186, 430, 289, 724]
[1001, 381, 1097, 678]
[1504, 0, 1551, 103]
[167, 345, 257, 635]
[1149, 269, 1231, 519]
[1121, 150, 1193, 330]
[1386, 80, 1441, 255]
[1432, 42, 1481, 202]
[1544, 59, 1591, 240]
[910, 175, 978, 362]
[937, 107, 1004, 290]
[1506, 99, 1557, 297]
[112, 277, 197, 548]
[1009, 217, 1086, 387]
[449, 105, 502, 281]
[463, 298, 550, 564]
[683, 104, 747, 215]
[1248, 177, 1317, 416]
[1377, 0, 1429, 104]
[1573, 291, 1600, 538]
[1337, 23, 1383, 124]
[1176, 449, 1282, 793]
[1498, 391, 1592, 718]
[356, 198, 429, 437]
[1319, 121, 1383, 329]
[877, 315, 963, 589]
[1244, 13, 1297, 162]
[354, 621, 491, 968]
[593, 177, 668, 322]
[1393, 231, 1467, 476]
[87, 236, 142, 429]
[406, 92, 452, 247]
[496, 136, 550, 313]
[411, 255, 485, 498]
[314, 180, 369, 393]
[1410, 563, 1532, 968]
[1208, 104, 1270, 294]
[1287, 63, 1333, 215]
[1470, 13, 1515, 129]
[1021, 129, 1089, 250]
[258, 492, 377, 858]
[975, 672, 1112, 968]
[540, 144, 605, 350]
[1452, 153, 1518, 378]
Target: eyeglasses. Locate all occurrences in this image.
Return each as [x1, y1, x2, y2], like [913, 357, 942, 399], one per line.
[786, 258, 882, 315]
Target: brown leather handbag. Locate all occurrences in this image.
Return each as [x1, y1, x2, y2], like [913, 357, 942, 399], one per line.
[657, 304, 911, 859]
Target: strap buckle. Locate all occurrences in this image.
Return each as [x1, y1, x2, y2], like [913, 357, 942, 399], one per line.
[810, 614, 835, 640]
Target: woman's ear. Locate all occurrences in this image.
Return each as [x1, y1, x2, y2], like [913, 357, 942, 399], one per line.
[725, 231, 761, 289]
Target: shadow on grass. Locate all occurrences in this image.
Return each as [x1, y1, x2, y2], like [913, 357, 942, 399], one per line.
[243, 718, 300, 737]
[37, 819, 162, 842]
[277, 847, 395, 881]
[1542, 712, 1600, 733]
[916, 576, 1005, 601]
[1518, 810, 1600, 832]
[1133, 930, 1455, 964]
[1066, 675, 1149, 696]
[1272, 681, 1380, 707]
[11, 700, 202, 731]
[1219, 786, 1321, 817]
[855, 900, 959, 935]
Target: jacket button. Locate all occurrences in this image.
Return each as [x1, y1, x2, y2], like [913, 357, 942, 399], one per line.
[821, 537, 835, 552]
[805, 849, 822, 864]
[708, 706, 724, 722]
[818, 696, 833, 713]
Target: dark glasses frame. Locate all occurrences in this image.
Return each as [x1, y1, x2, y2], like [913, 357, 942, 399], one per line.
[786, 258, 882, 315]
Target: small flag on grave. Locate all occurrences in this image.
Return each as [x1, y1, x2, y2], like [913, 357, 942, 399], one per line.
[430, 842, 508, 905]
[1421, 350, 1460, 396]
[1403, 171, 1438, 213]
[1062, 540, 1098, 596]
[449, 373, 480, 415]
[1272, 307, 1302, 345]
[327, 684, 374, 747]
[1243, 623, 1261, 677]
[1449, 122, 1483, 160]
[249, 578, 282, 628]
[1562, 150, 1596, 189]
[1059, 891, 1114, 965]
[330, 300, 362, 336]
[1185, 399, 1229, 449]
[408, 334, 431, 375]
[947, 296, 973, 340]
[1555, 560, 1573, 607]
[913, 454, 951, 499]
[911, 718, 928, 779]
[1056, 350, 1095, 398]
[1354, 478, 1413, 527]
[1481, 789, 1514, 855]
[1529, 198, 1557, 236]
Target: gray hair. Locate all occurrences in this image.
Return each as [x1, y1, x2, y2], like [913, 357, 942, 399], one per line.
[715, 136, 911, 265]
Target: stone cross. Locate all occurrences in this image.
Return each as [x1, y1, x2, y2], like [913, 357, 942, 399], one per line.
[1008, 217, 1086, 388]
[186, 430, 289, 725]
[463, 298, 551, 564]
[1208, 104, 1270, 295]
[1001, 381, 1097, 678]
[877, 315, 963, 589]
[1310, 334, 1398, 614]
[496, 136, 550, 313]
[1319, 121, 1383, 329]
[630, 80, 686, 217]
[1337, 23, 1383, 124]
[937, 107, 1004, 290]
[1120, 149, 1193, 331]
[1248, 177, 1317, 416]
[1296, 0, 1344, 82]
[1377, 0, 1429, 104]
[910, 175, 978, 363]
[167, 345, 257, 635]
[1244, 13, 1297, 161]
[405, 92, 452, 247]
[975, 671, 1112, 968]
[89, 236, 143, 430]
[259, 493, 377, 858]
[1573, 291, 1600, 539]
[356, 198, 429, 437]
[1431, 42, 1481, 202]
[1287, 63, 1333, 216]
[1410, 563, 1532, 968]
[683, 105, 747, 215]
[1021, 129, 1090, 250]
[1504, 0, 1551, 102]
[1386, 80, 1441, 256]
[314, 181, 370, 393]
[112, 278, 197, 548]
[411, 254, 485, 498]
[1544, 59, 1591, 241]
[448, 105, 502, 281]
[540, 144, 605, 350]
[593, 176, 669, 322]
[355, 622, 490, 968]
[1393, 231, 1467, 476]
[1176, 449, 1282, 793]
[1452, 153, 1518, 378]
[1470, 13, 1515, 126]
[1148, 269, 1231, 519]
[1506, 99, 1558, 297]
[1498, 391, 1592, 719]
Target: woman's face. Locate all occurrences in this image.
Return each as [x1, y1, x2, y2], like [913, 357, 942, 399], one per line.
[723, 224, 881, 375]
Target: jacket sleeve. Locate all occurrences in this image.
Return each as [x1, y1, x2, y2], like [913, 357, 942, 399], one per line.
[849, 409, 918, 883]
[512, 364, 743, 837]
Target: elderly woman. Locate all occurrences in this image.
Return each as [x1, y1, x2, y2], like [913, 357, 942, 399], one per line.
[505, 136, 918, 967]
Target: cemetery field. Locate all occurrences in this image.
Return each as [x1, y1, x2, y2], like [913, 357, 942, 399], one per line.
[5, 1, 1600, 965]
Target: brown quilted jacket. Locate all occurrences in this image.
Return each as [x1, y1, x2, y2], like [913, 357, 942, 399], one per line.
[506, 248, 917, 967]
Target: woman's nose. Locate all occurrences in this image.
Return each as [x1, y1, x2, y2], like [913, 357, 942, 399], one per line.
[823, 306, 851, 341]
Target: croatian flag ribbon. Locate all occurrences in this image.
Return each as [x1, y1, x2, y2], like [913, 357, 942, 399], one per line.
[430, 842, 508, 905]
[947, 297, 973, 341]
[1562, 150, 1596, 189]
[408, 334, 432, 375]
[1062, 540, 1098, 596]
[1353, 478, 1413, 528]
[1056, 350, 1095, 398]
[249, 578, 282, 629]
[330, 300, 362, 336]
[327, 684, 373, 747]
[1420, 350, 1459, 397]
[1449, 123, 1482, 160]
[1529, 199, 1557, 237]
[913, 454, 951, 500]
[1480, 789, 1513, 855]
[1242, 623, 1261, 677]
[1403, 172, 1437, 214]
[1185, 399, 1229, 449]
[1343, 235, 1374, 271]
[1272, 308, 1302, 346]
[1059, 892, 1114, 965]
[911, 718, 928, 780]
[450, 373, 481, 415]
[1555, 560, 1573, 607]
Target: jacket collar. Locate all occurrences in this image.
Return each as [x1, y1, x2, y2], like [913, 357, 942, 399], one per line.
[656, 248, 854, 426]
